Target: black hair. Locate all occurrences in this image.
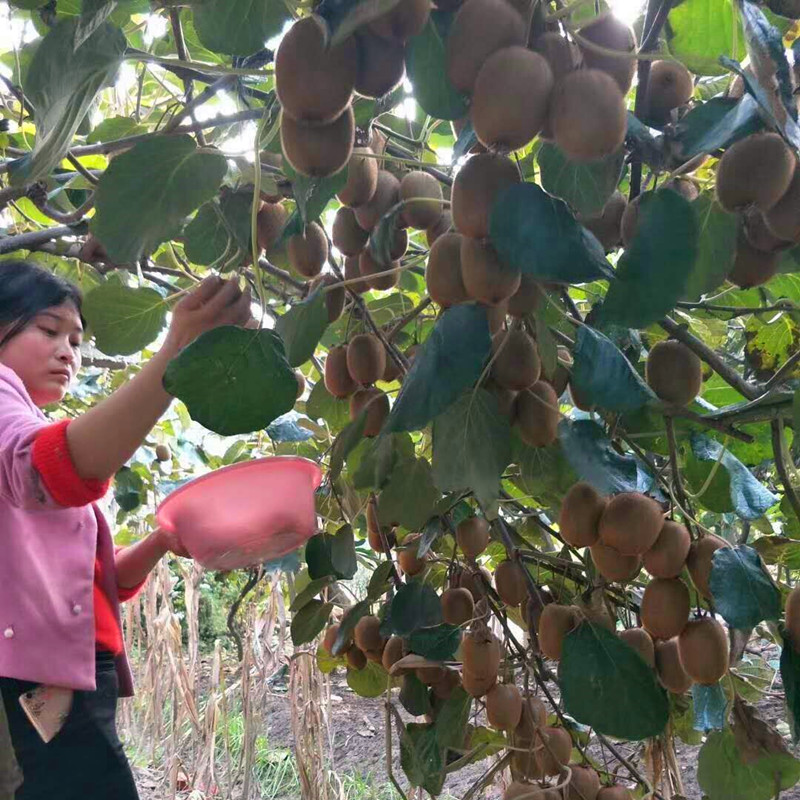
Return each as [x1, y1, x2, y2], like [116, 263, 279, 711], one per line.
[0, 260, 84, 348]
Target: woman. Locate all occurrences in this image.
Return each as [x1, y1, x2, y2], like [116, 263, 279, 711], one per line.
[0, 260, 252, 799]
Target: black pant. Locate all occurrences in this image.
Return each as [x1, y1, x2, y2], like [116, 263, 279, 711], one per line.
[0, 651, 139, 800]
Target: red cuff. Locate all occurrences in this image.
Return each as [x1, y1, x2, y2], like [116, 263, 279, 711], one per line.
[32, 420, 110, 508]
[114, 546, 147, 602]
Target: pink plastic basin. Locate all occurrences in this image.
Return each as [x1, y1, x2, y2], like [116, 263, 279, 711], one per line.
[156, 456, 322, 571]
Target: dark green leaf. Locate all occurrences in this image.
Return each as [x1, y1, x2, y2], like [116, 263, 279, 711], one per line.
[489, 182, 611, 283]
[351, 433, 404, 490]
[378, 457, 439, 530]
[86, 114, 148, 144]
[275, 288, 331, 368]
[162, 327, 297, 436]
[780, 625, 800, 743]
[114, 466, 144, 512]
[434, 686, 471, 751]
[709, 545, 781, 628]
[332, 600, 371, 656]
[306, 380, 351, 431]
[184, 192, 253, 267]
[93, 135, 227, 263]
[535, 313, 559, 382]
[330, 524, 358, 580]
[193, 0, 291, 55]
[692, 683, 728, 731]
[367, 560, 395, 600]
[674, 96, 763, 162]
[513, 436, 577, 509]
[400, 673, 432, 716]
[306, 534, 336, 580]
[291, 599, 333, 646]
[330, 413, 367, 482]
[318, 0, 403, 45]
[408, 625, 461, 661]
[559, 622, 669, 740]
[290, 576, 334, 612]
[452, 117, 478, 161]
[418, 517, 443, 558]
[384, 582, 443, 636]
[347, 660, 389, 698]
[386, 304, 491, 432]
[284, 161, 349, 224]
[401, 723, 446, 795]
[369, 202, 405, 267]
[684, 194, 739, 300]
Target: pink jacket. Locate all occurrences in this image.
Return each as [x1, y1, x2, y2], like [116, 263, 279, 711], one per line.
[0, 364, 136, 696]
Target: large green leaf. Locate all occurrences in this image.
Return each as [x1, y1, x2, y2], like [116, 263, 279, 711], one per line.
[382, 582, 443, 636]
[674, 96, 763, 162]
[86, 115, 148, 145]
[745, 314, 800, 374]
[10, 19, 125, 185]
[330, 414, 367, 482]
[184, 192, 253, 267]
[408, 624, 461, 661]
[434, 686, 471, 751]
[399, 673, 432, 716]
[162, 327, 297, 436]
[93, 135, 227, 263]
[347, 661, 390, 698]
[780, 625, 800, 743]
[513, 437, 577, 510]
[82, 283, 166, 356]
[275, 288, 330, 368]
[290, 599, 333, 646]
[400, 723, 446, 796]
[284, 162, 349, 224]
[431, 389, 511, 515]
[684, 194, 738, 300]
[193, 0, 291, 55]
[560, 622, 669, 740]
[377, 457, 439, 530]
[305, 380, 350, 431]
[332, 599, 371, 656]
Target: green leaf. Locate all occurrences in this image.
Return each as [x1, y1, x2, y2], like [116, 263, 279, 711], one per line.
[82, 283, 166, 356]
[10, 19, 125, 185]
[317, 0, 403, 45]
[184, 193, 253, 267]
[793, 390, 800, 451]
[304, 534, 335, 580]
[384, 582, 443, 636]
[330, 524, 358, 580]
[291, 599, 333, 646]
[370, 202, 405, 267]
[347, 660, 389, 698]
[86, 115, 148, 145]
[114, 466, 144, 512]
[537, 143, 624, 217]
[697, 728, 800, 800]
[559, 622, 669, 740]
[306, 380, 350, 431]
[744, 314, 800, 374]
[671, 693, 704, 745]
[780, 625, 800, 743]
[684, 194, 739, 300]
[513, 437, 577, 509]
[275, 288, 331, 368]
[367, 560, 395, 600]
[489, 182, 611, 283]
[400, 673, 432, 716]
[434, 686, 471, 751]
[193, 0, 291, 55]
[386, 304, 491, 433]
[601, 189, 698, 328]
[400, 723, 446, 796]
[432, 389, 511, 515]
[708, 545, 781, 629]
[351, 433, 404, 491]
[75, 0, 122, 48]
[93, 135, 227, 263]
[408, 625, 461, 661]
[316, 643, 346, 674]
[330, 414, 367, 482]
[290, 576, 334, 612]
[377, 457, 439, 530]
[674, 96, 763, 162]
[332, 599, 371, 656]
[405, 12, 468, 121]
[284, 161, 349, 224]
[162, 327, 297, 436]
[692, 683, 729, 731]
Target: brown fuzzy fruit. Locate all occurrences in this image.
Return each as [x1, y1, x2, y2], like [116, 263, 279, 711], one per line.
[550, 347, 573, 397]
[400, 171, 444, 229]
[559, 481, 606, 548]
[507, 274, 543, 318]
[382, 636, 406, 672]
[280, 107, 354, 178]
[366, 495, 393, 552]
[486, 683, 523, 731]
[686, 534, 727, 599]
[456, 516, 491, 559]
[743, 207, 792, 254]
[389, 227, 409, 260]
[487, 303, 508, 334]
[462, 631, 502, 678]
[516, 695, 548, 737]
[765, 167, 800, 242]
[495, 560, 528, 607]
[492, 329, 541, 391]
[355, 31, 406, 98]
[472, 47, 554, 150]
[640, 578, 690, 640]
[462, 668, 497, 698]
[619, 628, 655, 668]
[295, 372, 306, 399]
[452, 152, 520, 239]
[533, 32, 581, 81]
[678, 617, 729, 685]
[504, 781, 548, 800]
[337, 147, 379, 209]
[537, 604, 579, 660]
[645, 60, 694, 124]
[729, 231, 780, 288]
[577, 13, 636, 93]
[257, 202, 288, 252]
[349, 387, 390, 436]
[667, 177, 700, 202]
[359, 248, 400, 291]
[431, 668, 461, 700]
[323, 624, 344, 654]
[275, 17, 357, 123]
[596, 787, 633, 800]
[655, 637, 691, 693]
[397, 534, 427, 576]
[536, 726, 572, 776]
[590, 542, 641, 582]
[578, 191, 626, 252]
[716, 133, 795, 212]
[460, 237, 522, 306]
[333, 207, 370, 256]
[325, 345, 357, 398]
[426, 210, 452, 247]
[550, 69, 627, 162]
[347, 334, 386, 385]
[786, 587, 800, 647]
[287, 222, 328, 278]
[620, 192, 650, 247]
[567, 766, 601, 800]
[369, 0, 431, 41]
[155, 444, 171, 462]
[441, 587, 475, 626]
[346, 647, 368, 670]
[522, 587, 553, 631]
[427, 232, 470, 307]
[458, 566, 492, 602]
[355, 170, 400, 231]
[644, 520, 691, 579]
[344, 254, 370, 294]
[311, 274, 346, 323]
[416, 666, 447, 685]
[354, 615, 383, 652]
[646, 339, 703, 406]
[598, 492, 664, 556]
[446, 0, 525, 93]
[514, 381, 559, 448]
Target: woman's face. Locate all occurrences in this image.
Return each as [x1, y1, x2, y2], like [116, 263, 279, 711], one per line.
[0, 302, 83, 406]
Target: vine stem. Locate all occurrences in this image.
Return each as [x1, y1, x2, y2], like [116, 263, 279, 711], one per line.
[772, 418, 800, 526]
[664, 416, 698, 538]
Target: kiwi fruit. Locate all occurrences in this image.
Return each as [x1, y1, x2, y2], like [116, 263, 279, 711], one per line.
[507, 274, 543, 318]
[646, 339, 703, 406]
[567, 766, 601, 800]
[640, 577, 690, 640]
[349, 387, 390, 436]
[400, 171, 444, 229]
[462, 633, 502, 681]
[280, 107, 355, 178]
[381, 348, 404, 382]
[462, 668, 497, 698]
[485, 683, 523, 731]
[729, 230, 780, 288]
[323, 624, 345, 654]
[325, 345, 358, 397]
[578, 190, 626, 252]
[654, 637, 691, 693]
[310, 274, 346, 322]
[644, 60, 694, 124]
[355, 170, 401, 231]
[620, 192, 650, 247]
[346, 334, 386, 385]
[504, 781, 547, 800]
[276, 18, 357, 123]
[369, 0, 431, 41]
[365, 644, 386, 665]
[382, 636, 406, 672]
[354, 615, 383, 652]
[397, 533, 427, 576]
[598, 492, 664, 556]
[765, 167, 800, 242]
[487, 382, 517, 416]
[336, 147, 379, 208]
[537, 604, 579, 660]
[359, 248, 400, 291]
[416, 666, 447, 685]
[590, 542, 641, 582]
[452, 152, 520, 238]
[389, 227, 409, 260]
[743, 208, 792, 253]
[287, 222, 328, 278]
[522, 587, 553, 631]
[596, 787, 633, 800]
[355, 30, 406, 98]
[458, 565, 492, 602]
[347, 646, 368, 670]
[155, 444, 171, 462]
[716, 133, 795, 212]
[532, 32, 581, 81]
[344, 254, 370, 294]
[678, 617, 729, 685]
[426, 232, 470, 307]
[558, 482, 606, 548]
[257, 202, 288, 252]
[686, 533, 727, 599]
[487, 303, 508, 334]
[767, 0, 800, 16]
[619, 628, 655, 668]
[577, 13, 636, 93]
[78, 234, 109, 263]
[426, 210, 453, 247]
[333, 207, 370, 256]
[786, 587, 800, 647]
[536, 726, 572, 776]
[456, 516, 491, 559]
[495, 560, 528, 607]
[446, 0, 525, 93]
[491, 329, 542, 391]
[517, 695, 548, 736]
[549, 347, 572, 397]
[461, 237, 522, 306]
[471, 47, 554, 150]
[295, 371, 306, 399]
[441, 586, 475, 626]
[431, 668, 461, 700]
[666, 177, 700, 202]
[514, 381, 560, 448]
[366, 495, 386, 552]
[550, 69, 627, 162]
[643, 520, 691, 578]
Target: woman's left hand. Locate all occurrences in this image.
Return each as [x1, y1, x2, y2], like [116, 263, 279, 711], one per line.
[155, 527, 191, 558]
